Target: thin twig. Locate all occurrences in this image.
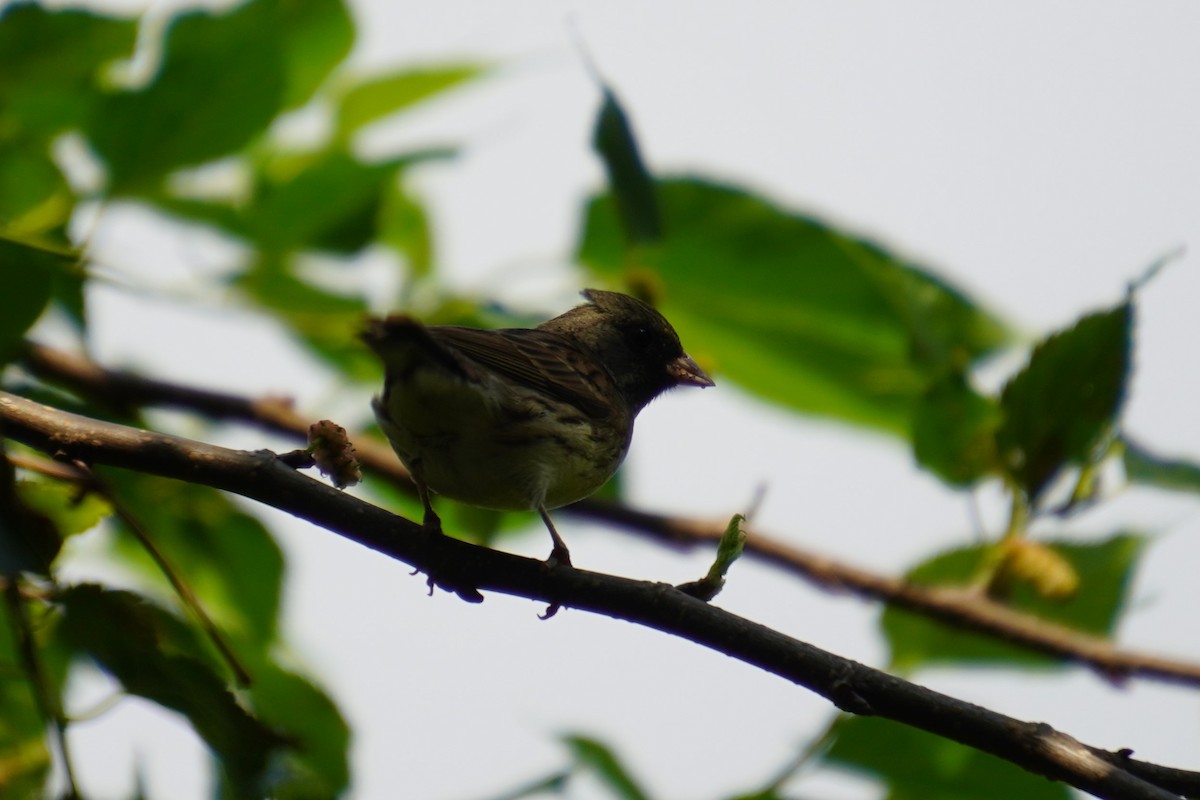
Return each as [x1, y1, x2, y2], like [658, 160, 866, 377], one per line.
[9, 452, 252, 687]
[81, 463, 253, 687]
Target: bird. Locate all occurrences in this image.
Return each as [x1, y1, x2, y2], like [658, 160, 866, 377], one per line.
[361, 288, 713, 566]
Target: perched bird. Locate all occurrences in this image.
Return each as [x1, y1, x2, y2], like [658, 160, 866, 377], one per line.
[362, 288, 713, 566]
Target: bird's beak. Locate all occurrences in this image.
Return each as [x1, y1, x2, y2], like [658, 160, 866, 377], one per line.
[668, 354, 715, 388]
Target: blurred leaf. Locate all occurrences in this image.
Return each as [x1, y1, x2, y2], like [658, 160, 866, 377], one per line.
[277, 0, 353, 109]
[564, 735, 652, 800]
[881, 534, 1144, 671]
[148, 195, 251, 240]
[87, 0, 287, 192]
[152, 149, 447, 263]
[56, 585, 286, 793]
[579, 179, 1009, 436]
[1122, 438, 1200, 495]
[912, 371, 1001, 486]
[1, 438, 61, 576]
[246, 149, 406, 254]
[334, 65, 483, 139]
[592, 87, 661, 247]
[234, 257, 376, 380]
[997, 302, 1132, 505]
[0, 143, 73, 237]
[441, 504, 510, 546]
[473, 772, 570, 800]
[105, 473, 283, 647]
[0, 594, 52, 798]
[0, 236, 74, 364]
[15, 478, 111, 539]
[823, 716, 1071, 800]
[379, 180, 433, 275]
[0, 3, 136, 141]
[244, 661, 350, 798]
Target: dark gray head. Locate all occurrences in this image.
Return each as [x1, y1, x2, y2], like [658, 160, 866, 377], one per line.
[540, 289, 713, 412]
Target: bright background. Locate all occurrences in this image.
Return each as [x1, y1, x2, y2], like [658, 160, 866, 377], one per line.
[47, 1, 1200, 798]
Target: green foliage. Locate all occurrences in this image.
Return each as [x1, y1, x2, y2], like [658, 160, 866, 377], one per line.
[276, 0, 355, 110]
[0, 441, 61, 576]
[0, 3, 136, 144]
[56, 585, 287, 794]
[86, 0, 288, 192]
[881, 535, 1144, 671]
[15, 477, 111, 540]
[334, 65, 484, 139]
[0, 593, 52, 797]
[579, 178, 1010, 435]
[824, 716, 1072, 800]
[237, 662, 351, 798]
[1122, 438, 1200, 494]
[997, 302, 1132, 505]
[912, 370, 1001, 486]
[0, 239, 70, 363]
[564, 736, 653, 800]
[104, 472, 284, 645]
[592, 87, 662, 247]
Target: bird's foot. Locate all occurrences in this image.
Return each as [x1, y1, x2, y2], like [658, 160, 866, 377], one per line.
[545, 543, 573, 569]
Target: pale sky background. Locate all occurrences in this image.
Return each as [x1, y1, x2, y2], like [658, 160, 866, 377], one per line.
[37, 1, 1200, 798]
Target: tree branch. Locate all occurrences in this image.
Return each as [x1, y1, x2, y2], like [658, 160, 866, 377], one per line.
[19, 341, 1200, 688]
[0, 390, 1193, 800]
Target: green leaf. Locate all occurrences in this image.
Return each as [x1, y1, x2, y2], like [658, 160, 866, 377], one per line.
[379, 180, 433, 275]
[1121, 438, 1200, 494]
[0, 142, 73, 237]
[277, 0, 354, 109]
[592, 87, 661, 247]
[146, 195, 251, 241]
[56, 585, 286, 793]
[0, 3, 137, 141]
[0, 595, 52, 798]
[881, 534, 1145, 671]
[243, 662, 350, 798]
[104, 473, 283, 647]
[334, 65, 483, 139]
[564, 735, 652, 800]
[912, 370, 1001, 486]
[997, 302, 1132, 505]
[87, 0, 287, 192]
[823, 716, 1071, 800]
[0, 236, 75, 364]
[15, 478, 111, 539]
[245, 149, 405, 254]
[579, 178, 1009, 435]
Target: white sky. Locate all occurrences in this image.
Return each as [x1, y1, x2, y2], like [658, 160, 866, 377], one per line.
[42, 1, 1200, 798]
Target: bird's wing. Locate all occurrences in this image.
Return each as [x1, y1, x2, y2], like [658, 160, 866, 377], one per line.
[429, 326, 614, 419]
[361, 315, 467, 379]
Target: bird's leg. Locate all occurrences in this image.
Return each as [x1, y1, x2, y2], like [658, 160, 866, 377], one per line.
[538, 505, 572, 567]
[411, 472, 484, 601]
[411, 466, 443, 536]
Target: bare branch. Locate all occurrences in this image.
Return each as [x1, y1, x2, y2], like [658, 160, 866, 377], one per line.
[20, 341, 1200, 688]
[0, 390, 1193, 800]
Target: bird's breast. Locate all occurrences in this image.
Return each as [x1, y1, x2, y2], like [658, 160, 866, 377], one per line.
[374, 368, 631, 511]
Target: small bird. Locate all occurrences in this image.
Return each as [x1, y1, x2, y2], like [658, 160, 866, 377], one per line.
[362, 288, 713, 566]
